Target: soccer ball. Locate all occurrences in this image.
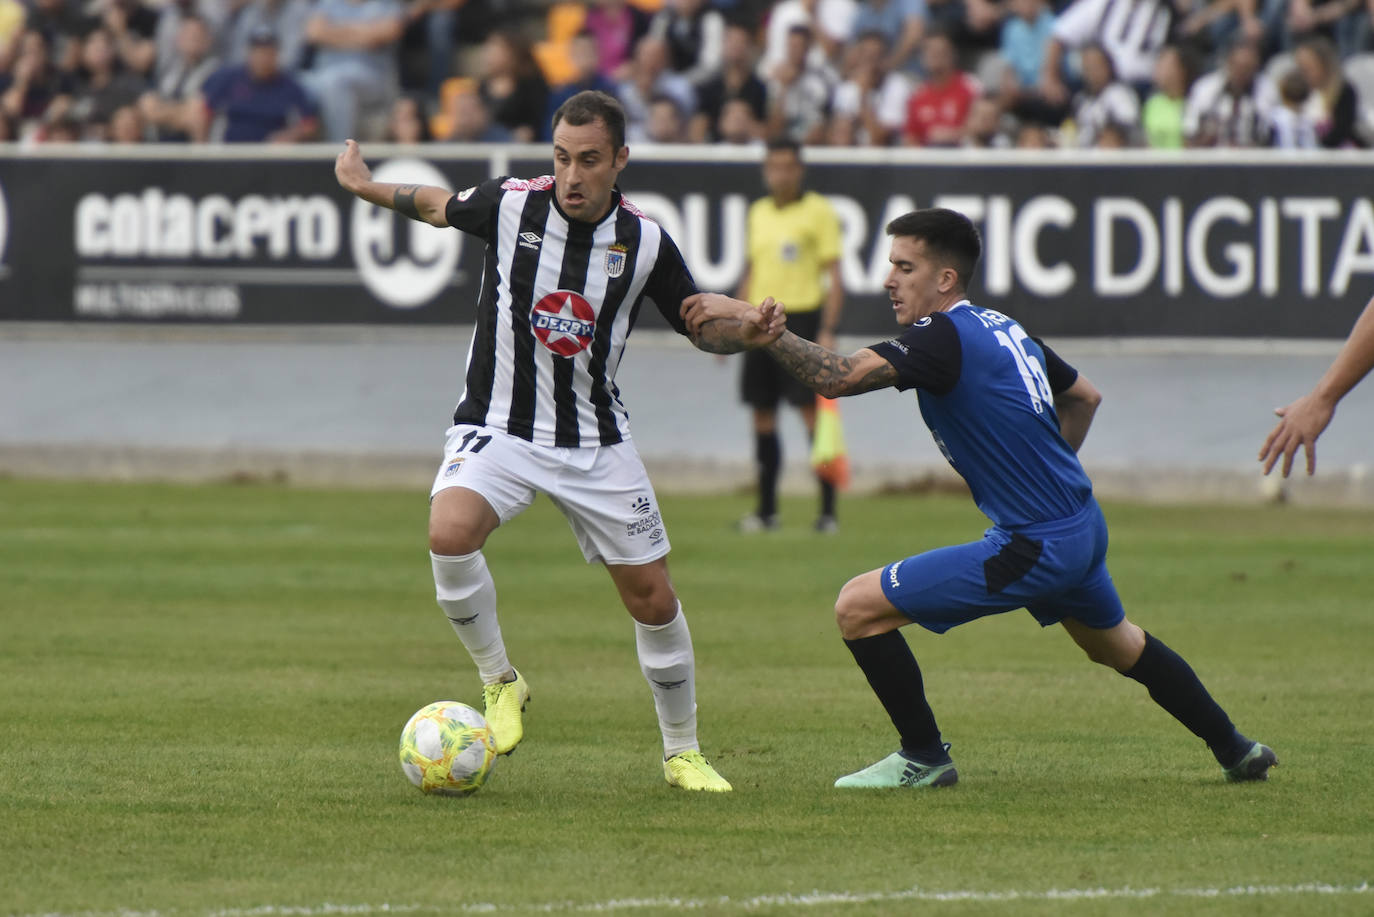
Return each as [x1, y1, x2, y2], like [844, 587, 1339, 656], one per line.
[399, 701, 498, 796]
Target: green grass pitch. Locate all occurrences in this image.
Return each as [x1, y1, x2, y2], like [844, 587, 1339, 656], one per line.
[1, 479, 1370, 916]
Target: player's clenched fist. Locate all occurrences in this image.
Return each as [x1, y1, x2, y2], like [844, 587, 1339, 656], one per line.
[334, 139, 372, 193]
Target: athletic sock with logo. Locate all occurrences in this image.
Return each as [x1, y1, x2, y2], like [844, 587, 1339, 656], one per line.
[431, 550, 510, 685]
[844, 632, 948, 764]
[1123, 631, 1251, 766]
[756, 431, 781, 520]
[635, 604, 698, 758]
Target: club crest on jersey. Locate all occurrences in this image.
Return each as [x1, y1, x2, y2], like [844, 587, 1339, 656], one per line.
[605, 243, 628, 278]
[531, 290, 596, 357]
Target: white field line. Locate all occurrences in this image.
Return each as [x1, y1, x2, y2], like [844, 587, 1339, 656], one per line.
[12, 882, 1370, 917]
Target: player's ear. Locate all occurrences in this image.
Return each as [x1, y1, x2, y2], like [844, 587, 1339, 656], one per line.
[937, 266, 959, 294]
[614, 145, 629, 172]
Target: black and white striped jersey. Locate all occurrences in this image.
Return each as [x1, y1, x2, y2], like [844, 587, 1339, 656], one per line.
[443, 176, 697, 448]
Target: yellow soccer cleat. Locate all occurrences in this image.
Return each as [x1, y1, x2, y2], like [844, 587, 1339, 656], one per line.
[482, 669, 530, 755]
[664, 750, 732, 792]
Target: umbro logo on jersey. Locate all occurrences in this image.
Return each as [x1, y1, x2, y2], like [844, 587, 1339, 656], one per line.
[915, 317, 932, 327]
[518, 231, 543, 250]
[631, 496, 653, 516]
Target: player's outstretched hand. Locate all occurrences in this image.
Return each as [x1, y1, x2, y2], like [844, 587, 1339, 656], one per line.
[1259, 392, 1336, 477]
[334, 140, 372, 194]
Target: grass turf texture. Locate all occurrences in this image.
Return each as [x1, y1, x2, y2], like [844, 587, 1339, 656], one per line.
[1, 479, 1370, 916]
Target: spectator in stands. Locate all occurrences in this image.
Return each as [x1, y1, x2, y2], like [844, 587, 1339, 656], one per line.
[648, 0, 724, 86]
[584, 0, 650, 80]
[1287, 0, 1366, 58]
[42, 112, 81, 140]
[1175, 0, 1266, 65]
[1269, 67, 1321, 147]
[108, 100, 143, 139]
[644, 92, 687, 142]
[903, 30, 979, 146]
[477, 31, 547, 142]
[441, 82, 511, 140]
[828, 30, 911, 145]
[24, 0, 88, 74]
[1, 29, 74, 127]
[766, 23, 834, 143]
[1294, 33, 1368, 146]
[99, 0, 159, 79]
[401, 0, 465, 94]
[762, 0, 857, 75]
[851, 0, 926, 73]
[926, 0, 1003, 59]
[302, 0, 405, 141]
[717, 94, 765, 144]
[1013, 118, 1053, 146]
[227, 0, 311, 72]
[1070, 42, 1139, 146]
[1000, 0, 1055, 92]
[154, 0, 227, 84]
[70, 28, 149, 139]
[0, 0, 24, 50]
[544, 31, 618, 139]
[691, 22, 767, 142]
[963, 93, 1009, 146]
[0, 109, 13, 140]
[140, 13, 218, 141]
[1183, 37, 1276, 147]
[1095, 118, 1131, 147]
[618, 34, 695, 143]
[384, 91, 431, 140]
[198, 26, 318, 141]
[1043, 0, 1174, 106]
[1141, 43, 1197, 148]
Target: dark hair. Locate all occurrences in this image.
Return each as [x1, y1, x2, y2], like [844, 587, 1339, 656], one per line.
[885, 209, 982, 291]
[551, 90, 627, 150]
[1279, 72, 1310, 110]
[765, 136, 801, 157]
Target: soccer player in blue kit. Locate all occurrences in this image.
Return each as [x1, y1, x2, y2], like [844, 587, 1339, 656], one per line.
[683, 208, 1277, 788]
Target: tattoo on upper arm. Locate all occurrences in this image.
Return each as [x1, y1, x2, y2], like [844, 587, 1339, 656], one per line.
[393, 184, 421, 221]
[766, 334, 897, 397]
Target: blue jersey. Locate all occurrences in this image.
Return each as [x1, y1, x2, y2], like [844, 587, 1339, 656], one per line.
[869, 301, 1092, 530]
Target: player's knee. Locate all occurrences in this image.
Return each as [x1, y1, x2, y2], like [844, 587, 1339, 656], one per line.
[624, 583, 678, 625]
[833, 577, 874, 640]
[428, 517, 488, 556]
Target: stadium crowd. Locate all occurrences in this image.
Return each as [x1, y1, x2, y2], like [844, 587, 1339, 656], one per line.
[1, 0, 1372, 148]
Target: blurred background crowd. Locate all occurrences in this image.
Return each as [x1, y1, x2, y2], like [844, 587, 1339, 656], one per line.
[2, 0, 1372, 148]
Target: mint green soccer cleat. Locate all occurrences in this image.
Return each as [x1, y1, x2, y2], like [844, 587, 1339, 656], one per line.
[482, 669, 530, 755]
[834, 750, 959, 789]
[1223, 742, 1278, 782]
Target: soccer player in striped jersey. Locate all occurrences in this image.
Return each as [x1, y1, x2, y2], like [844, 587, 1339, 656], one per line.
[684, 208, 1276, 788]
[334, 91, 770, 791]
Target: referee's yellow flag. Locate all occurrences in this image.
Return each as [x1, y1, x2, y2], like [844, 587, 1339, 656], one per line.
[810, 396, 851, 490]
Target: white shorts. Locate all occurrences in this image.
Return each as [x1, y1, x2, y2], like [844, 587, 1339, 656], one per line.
[430, 424, 671, 566]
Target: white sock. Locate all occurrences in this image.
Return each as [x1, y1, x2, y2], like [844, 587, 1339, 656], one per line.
[635, 604, 698, 758]
[431, 550, 510, 684]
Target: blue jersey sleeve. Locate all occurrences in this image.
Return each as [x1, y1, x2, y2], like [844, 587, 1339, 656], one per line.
[1032, 338, 1079, 394]
[867, 311, 962, 395]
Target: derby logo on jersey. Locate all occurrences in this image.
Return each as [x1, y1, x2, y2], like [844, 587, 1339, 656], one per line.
[605, 243, 628, 278]
[531, 290, 596, 356]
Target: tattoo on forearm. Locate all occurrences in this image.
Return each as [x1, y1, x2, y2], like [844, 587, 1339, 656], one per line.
[393, 184, 421, 221]
[766, 332, 897, 397]
[691, 318, 748, 355]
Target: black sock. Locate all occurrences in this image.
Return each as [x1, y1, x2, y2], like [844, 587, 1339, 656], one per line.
[844, 631, 948, 763]
[1123, 632, 1251, 766]
[819, 480, 836, 518]
[756, 431, 780, 519]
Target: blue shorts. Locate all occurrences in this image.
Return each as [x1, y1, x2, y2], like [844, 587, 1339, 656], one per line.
[879, 498, 1126, 634]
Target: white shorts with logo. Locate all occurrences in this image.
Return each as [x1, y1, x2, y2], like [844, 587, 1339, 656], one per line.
[430, 424, 670, 566]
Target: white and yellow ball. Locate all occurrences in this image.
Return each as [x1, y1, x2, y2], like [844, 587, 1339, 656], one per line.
[399, 701, 498, 796]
